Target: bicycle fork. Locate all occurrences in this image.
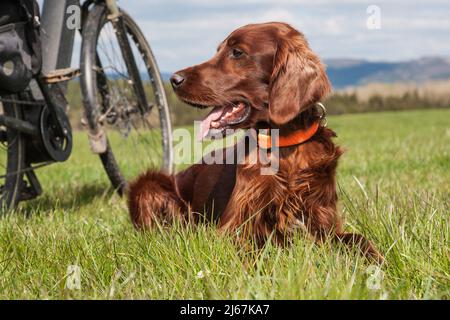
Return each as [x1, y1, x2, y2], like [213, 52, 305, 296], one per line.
[106, 1, 151, 116]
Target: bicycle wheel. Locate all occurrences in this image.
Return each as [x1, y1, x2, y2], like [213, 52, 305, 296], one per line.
[0, 98, 25, 213]
[80, 4, 173, 195]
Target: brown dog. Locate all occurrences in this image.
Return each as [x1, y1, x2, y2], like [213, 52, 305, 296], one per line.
[128, 22, 383, 263]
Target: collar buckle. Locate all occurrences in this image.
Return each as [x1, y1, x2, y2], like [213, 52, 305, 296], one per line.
[316, 102, 327, 127]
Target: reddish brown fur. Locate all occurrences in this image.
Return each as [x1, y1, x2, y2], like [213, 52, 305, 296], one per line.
[127, 22, 383, 263]
[128, 171, 188, 228]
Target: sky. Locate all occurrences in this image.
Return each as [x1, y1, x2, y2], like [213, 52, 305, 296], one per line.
[68, 0, 450, 72]
[120, 0, 450, 72]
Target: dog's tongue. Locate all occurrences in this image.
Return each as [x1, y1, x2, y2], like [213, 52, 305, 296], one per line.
[198, 106, 225, 140]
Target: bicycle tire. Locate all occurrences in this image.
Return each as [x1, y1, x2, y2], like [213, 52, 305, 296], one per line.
[80, 4, 173, 195]
[0, 98, 25, 214]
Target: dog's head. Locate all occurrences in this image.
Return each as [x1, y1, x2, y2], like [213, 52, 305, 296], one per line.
[171, 22, 331, 139]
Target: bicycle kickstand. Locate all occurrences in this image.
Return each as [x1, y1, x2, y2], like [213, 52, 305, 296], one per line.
[20, 167, 43, 202]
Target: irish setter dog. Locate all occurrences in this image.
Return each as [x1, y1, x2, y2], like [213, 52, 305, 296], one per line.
[128, 22, 383, 263]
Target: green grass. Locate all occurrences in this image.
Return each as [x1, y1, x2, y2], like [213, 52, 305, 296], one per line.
[0, 109, 449, 299]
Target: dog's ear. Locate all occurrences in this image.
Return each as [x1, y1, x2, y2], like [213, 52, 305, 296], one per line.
[269, 28, 331, 125]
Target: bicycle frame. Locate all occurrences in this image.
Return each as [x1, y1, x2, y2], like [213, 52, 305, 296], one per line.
[2, 0, 138, 142]
[41, 0, 79, 75]
[1, 0, 172, 205]
[0, 0, 128, 175]
[39, 0, 127, 77]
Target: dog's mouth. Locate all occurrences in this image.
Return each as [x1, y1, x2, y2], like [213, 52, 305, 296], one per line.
[197, 101, 251, 140]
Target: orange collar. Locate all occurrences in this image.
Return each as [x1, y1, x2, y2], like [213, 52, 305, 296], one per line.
[258, 121, 320, 149]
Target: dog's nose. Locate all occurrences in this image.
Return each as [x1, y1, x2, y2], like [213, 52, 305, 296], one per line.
[170, 73, 185, 88]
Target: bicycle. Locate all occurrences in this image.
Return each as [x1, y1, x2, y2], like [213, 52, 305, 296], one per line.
[0, 0, 173, 213]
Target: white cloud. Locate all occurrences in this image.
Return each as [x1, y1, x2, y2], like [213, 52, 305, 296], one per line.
[384, 17, 450, 30]
[117, 0, 450, 71]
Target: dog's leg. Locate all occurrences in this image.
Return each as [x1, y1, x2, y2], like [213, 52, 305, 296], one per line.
[335, 232, 384, 264]
[127, 171, 189, 229]
[303, 205, 384, 264]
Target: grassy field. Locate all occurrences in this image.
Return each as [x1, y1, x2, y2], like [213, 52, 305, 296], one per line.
[0, 109, 448, 299]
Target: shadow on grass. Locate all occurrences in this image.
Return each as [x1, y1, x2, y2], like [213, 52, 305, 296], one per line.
[21, 183, 117, 213]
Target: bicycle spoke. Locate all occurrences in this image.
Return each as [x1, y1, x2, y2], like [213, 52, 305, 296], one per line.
[81, 5, 172, 192]
[95, 14, 167, 177]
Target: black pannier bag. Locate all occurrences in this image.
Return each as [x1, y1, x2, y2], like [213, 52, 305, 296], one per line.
[0, 0, 42, 94]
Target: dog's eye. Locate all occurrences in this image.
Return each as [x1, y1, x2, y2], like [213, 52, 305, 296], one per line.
[231, 48, 244, 59]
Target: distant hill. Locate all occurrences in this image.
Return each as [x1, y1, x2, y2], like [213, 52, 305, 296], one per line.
[325, 57, 450, 88]
[160, 57, 450, 89]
